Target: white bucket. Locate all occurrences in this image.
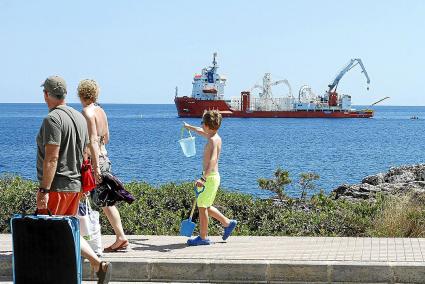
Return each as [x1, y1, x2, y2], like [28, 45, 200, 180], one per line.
[179, 127, 196, 157]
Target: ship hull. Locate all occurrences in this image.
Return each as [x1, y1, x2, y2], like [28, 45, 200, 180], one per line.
[175, 97, 373, 118]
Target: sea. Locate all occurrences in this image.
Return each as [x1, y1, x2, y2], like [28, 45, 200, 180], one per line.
[1, 103, 424, 198]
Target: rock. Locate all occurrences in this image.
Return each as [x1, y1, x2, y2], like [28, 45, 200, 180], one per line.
[332, 164, 425, 201]
[385, 171, 416, 184]
[385, 164, 425, 183]
[362, 173, 385, 185]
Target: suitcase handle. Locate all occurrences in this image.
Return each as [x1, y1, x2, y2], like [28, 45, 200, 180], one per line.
[34, 209, 53, 216]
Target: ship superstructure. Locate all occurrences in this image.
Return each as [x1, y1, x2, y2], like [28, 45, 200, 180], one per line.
[174, 54, 374, 118]
[191, 52, 226, 100]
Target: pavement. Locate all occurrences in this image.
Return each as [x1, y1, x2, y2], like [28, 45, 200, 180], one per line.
[2, 234, 425, 283]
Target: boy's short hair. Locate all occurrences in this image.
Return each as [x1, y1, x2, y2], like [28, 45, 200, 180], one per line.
[77, 79, 99, 103]
[202, 110, 222, 130]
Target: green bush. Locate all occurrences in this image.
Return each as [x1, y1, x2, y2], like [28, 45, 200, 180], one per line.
[0, 175, 37, 233]
[1, 175, 421, 237]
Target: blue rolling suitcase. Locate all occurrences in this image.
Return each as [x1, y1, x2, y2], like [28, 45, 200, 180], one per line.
[10, 212, 82, 284]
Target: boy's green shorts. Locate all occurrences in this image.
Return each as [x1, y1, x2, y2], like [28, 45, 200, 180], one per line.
[197, 172, 220, 208]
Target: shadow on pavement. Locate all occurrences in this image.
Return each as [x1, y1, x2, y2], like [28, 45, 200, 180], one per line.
[129, 238, 187, 252]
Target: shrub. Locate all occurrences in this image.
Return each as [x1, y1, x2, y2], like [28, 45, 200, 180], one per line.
[0, 175, 37, 233]
[0, 174, 418, 238]
[298, 172, 320, 200]
[258, 168, 291, 202]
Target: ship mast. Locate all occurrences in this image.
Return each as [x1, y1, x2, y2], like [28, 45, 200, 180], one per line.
[211, 52, 218, 73]
[262, 73, 273, 111]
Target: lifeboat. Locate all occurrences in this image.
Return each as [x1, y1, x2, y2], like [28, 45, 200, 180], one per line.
[203, 87, 218, 94]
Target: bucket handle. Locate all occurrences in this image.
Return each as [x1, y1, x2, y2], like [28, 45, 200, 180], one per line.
[181, 126, 193, 139]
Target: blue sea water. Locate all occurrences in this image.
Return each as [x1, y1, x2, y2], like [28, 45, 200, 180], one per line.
[1, 103, 424, 197]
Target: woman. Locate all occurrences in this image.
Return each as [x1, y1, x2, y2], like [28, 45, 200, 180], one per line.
[78, 79, 129, 252]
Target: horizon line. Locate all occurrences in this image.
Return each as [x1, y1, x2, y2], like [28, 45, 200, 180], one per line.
[0, 102, 424, 107]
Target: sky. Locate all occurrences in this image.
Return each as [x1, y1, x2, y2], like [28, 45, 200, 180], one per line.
[0, 0, 424, 105]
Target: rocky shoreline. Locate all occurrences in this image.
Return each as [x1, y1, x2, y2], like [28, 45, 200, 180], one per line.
[332, 164, 425, 202]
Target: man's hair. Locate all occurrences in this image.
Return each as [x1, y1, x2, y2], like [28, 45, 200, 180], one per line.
[77, 79, 99, 103]
[202, 110, 222, 130]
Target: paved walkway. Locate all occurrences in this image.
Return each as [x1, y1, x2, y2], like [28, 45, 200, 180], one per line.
[2, 234, 425, 283]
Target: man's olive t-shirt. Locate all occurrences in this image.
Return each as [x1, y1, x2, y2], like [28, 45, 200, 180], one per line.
[36, 105, 89, 192]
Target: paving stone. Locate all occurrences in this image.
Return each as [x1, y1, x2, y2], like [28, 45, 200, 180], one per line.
[1, 234, 425, 283]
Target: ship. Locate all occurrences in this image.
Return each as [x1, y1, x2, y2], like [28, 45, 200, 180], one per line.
[174, 53, 375, 118]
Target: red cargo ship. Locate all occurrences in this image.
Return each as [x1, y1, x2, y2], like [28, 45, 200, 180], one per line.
[174, 53, 374, 118]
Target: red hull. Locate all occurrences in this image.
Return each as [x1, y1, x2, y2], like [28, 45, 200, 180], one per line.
[175, 97, 374, 118]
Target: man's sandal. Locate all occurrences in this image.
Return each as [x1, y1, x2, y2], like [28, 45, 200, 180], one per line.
[96, 261, 112, 284]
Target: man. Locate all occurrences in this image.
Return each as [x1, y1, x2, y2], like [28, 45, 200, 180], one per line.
[36, 75, 112, 284]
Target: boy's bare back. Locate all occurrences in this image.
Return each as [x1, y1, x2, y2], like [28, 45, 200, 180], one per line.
[203, 133, 222, 173]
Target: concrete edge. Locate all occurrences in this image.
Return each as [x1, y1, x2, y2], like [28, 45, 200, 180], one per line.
[2, 255, 425, 283]
[88, 259, 425, 283]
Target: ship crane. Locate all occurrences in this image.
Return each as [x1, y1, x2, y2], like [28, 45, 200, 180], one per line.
[249, 73, 293, 111]
[327, 58, 370, 93]
[250, 84, 263, 94]
[271, 79, 293, 98]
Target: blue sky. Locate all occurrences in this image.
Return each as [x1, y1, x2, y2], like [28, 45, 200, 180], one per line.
[0, 0, 423, 105]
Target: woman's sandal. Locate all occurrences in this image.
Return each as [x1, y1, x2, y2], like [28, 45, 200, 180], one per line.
[103, 239, 129, 253]
[96, 261, 112, 284]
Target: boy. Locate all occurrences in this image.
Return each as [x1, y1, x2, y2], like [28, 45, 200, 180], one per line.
[184, 110, 237, 246]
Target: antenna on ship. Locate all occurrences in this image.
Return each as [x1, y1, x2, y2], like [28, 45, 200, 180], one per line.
[175, 86, 178, 97]
[212, 52, 217, 67]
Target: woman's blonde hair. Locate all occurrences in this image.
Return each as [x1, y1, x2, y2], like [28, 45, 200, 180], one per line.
[77, 79, 99, 103]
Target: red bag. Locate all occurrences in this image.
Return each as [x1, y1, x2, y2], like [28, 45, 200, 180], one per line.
[55, 107, 96, 193]
[81, 159, 96, 192]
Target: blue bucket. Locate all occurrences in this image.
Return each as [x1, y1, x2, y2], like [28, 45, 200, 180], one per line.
[179, 127, 196, 157]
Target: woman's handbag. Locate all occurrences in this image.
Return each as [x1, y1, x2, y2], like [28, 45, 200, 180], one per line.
[77, 197, 103, 256]
[81, 159, 96, 193]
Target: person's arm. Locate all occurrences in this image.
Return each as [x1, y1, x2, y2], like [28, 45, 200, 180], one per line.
[183, 122, 209, 138]
[37, 144, 59, 209]
[103, 111, 110, 145]
[82, 109, 102, 183]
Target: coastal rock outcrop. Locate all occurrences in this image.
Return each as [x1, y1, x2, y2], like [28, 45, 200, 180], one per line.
[332, 164, 425, 201]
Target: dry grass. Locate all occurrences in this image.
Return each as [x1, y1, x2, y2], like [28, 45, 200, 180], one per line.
[371, 194, 425, 237]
